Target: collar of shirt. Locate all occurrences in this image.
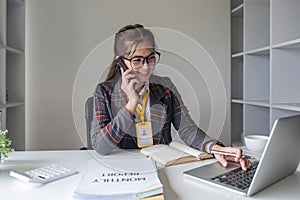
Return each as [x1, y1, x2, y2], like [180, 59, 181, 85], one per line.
[138, 81, 149, 96]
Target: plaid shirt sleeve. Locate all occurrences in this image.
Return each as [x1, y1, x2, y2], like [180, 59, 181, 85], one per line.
[90, 83, 134, 155]
[163, 77, 217, 152]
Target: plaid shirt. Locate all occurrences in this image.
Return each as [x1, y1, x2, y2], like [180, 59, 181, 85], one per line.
[91, 75, 216, 155]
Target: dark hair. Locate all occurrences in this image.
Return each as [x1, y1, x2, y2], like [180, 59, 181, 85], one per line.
[105, 24, 156, 81]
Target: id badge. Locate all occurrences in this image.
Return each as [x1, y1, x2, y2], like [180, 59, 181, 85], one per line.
[136, 121, 153, 148]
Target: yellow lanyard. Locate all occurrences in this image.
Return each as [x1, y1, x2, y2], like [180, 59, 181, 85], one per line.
[135, 90, 148, 123]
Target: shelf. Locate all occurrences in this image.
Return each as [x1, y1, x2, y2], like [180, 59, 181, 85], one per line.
[244, 100, 270, 107]
[231, 0, 300, 145]
[272, 38, 300, 49]
[6, 46, 24, 54]
[5, 101, 24, 108]
[0, 102, 23, 109]
[231, 0, 243, 10]
[245, 0, 269, 3]
[272, 103, 300, 112]
[1, 45, 24, 54]
[231, 52, 243, 58]
[245, 46, 270, 55]
[0, 0, 25, 150]
[231, 3, 244, 14]
[231, 99, 244, 104]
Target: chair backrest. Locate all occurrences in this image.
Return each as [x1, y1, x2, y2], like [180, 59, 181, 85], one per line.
[85, 97, 94, 150]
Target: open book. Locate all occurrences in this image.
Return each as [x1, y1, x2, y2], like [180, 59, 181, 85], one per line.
[140, 141, 213, 166]
[73, 157, 163, 200]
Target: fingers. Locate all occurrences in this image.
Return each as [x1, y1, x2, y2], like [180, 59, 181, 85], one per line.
[120, 66, 124, 75]
[121, 67, 132, 80]
[122, 69, 137, 84]
[240, 157, 252, 171]
[120, 68, 139, 100]
[215, 146, 252, 171]
[224, 156, 251, 171]
[226, 147, 252, 170]
[215, 154, 228, 168]
[120, 67, 131, 76]
[128, 79, 139, 92]
[221, 146, 243, 162]
[239, 158, 247, 171]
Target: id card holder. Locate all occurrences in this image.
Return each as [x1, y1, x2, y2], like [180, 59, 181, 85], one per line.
[136, 121, 153, 148]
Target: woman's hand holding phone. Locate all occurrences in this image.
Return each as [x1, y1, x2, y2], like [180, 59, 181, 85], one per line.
[120, 67, 140, 115]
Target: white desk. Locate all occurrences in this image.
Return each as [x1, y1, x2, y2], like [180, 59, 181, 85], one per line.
[0, 150, 300, 200]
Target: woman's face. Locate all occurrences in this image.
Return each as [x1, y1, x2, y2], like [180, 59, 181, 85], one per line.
[123, 42, 156, 84]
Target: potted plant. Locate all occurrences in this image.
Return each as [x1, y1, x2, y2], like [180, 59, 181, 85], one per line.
[0, 129, 14, 162]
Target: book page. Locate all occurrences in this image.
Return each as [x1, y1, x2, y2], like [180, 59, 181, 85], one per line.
[169, 141, 204, 158]
[140, 144, 192, 166]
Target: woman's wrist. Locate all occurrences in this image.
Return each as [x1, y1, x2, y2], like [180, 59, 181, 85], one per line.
[206, 141, 225, 153]
[125, 100, 138, 115]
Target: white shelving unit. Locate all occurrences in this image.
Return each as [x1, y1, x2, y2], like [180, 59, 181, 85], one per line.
[230, 0, 300, 145]
[0, 0, 25, 150]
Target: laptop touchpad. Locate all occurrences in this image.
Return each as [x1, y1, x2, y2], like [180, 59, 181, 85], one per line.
[185, 161, 241, 179]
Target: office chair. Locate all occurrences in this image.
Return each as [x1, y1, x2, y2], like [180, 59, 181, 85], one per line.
[84, 96, 94, 150]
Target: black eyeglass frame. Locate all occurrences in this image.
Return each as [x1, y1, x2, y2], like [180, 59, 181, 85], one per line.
[121, 51, 161, 69]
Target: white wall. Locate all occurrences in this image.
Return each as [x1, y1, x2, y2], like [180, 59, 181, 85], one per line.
[25, 0, 230, 150]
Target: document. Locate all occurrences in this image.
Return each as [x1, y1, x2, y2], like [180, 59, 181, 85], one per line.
[140, 141, 213, 166]
[73, 157, 163, 200]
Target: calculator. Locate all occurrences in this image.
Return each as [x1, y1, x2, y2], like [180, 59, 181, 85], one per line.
[10, 164, 77, 184]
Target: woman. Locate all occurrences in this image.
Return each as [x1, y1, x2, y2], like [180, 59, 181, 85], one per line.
[91, 24, 250, 170]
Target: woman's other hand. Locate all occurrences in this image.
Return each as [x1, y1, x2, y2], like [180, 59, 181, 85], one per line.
[212, 145, 252, 171]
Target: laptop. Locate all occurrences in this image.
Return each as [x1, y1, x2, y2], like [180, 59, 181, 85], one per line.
[183, 115, 300, 196]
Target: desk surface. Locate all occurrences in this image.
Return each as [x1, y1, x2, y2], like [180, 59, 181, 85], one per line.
[0, 150, 300, 200]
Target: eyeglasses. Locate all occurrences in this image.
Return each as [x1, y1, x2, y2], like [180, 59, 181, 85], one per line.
[122, 51, 161, 69]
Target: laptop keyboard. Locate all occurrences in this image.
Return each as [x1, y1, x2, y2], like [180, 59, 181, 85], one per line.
[211, 161, 259, 190]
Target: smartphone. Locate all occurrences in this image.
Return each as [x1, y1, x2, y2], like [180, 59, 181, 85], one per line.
[116, 58, 128, 74]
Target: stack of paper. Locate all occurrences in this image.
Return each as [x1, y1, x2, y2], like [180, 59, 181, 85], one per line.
[73, 157, 163, 200]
